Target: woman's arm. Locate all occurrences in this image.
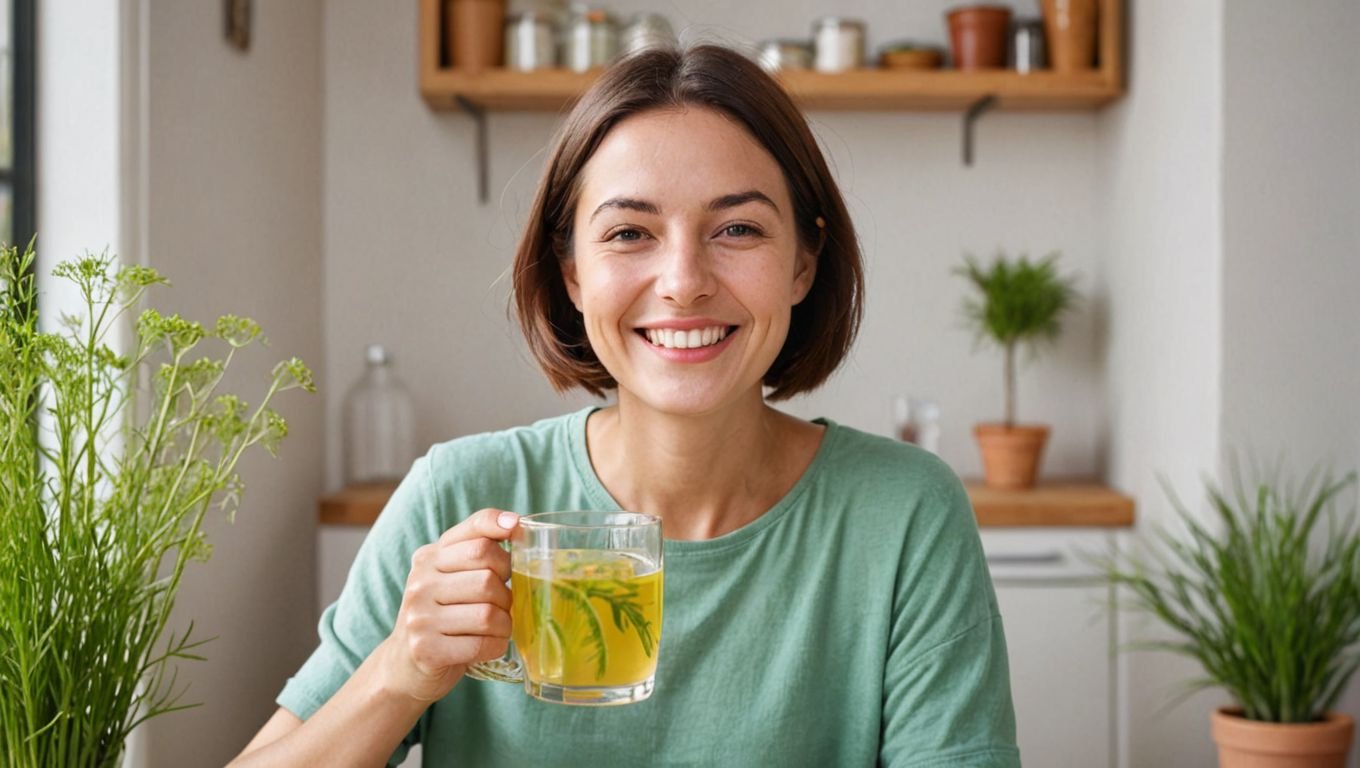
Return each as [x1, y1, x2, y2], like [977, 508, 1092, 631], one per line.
[229, 508, 520, 767]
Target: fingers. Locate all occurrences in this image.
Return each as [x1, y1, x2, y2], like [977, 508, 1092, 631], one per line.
[411, 569, 511, 612]
[437, 507, 519, 547]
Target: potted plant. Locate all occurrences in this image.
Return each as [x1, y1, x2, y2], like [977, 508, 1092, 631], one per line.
[1104, 463, 1359, 767]
[955, 251, 1078, 489]
[0, 243, 314, 767]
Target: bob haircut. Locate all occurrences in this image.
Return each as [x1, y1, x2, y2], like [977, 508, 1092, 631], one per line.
[512, 44, 863, 401]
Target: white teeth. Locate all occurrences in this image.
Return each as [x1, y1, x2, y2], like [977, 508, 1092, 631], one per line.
[644, 326, 729, 350]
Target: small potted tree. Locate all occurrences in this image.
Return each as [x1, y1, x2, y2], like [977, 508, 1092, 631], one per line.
[955, 251, 1078, 489]
[1103, 462, 1359, 767]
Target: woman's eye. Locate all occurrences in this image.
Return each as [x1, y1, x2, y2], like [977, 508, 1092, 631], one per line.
[607, 228, 645, 242]
[722, 223, 760, 238]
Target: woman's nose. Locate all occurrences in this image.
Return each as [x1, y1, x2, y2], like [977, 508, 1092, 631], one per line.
[654, 235, 717, 307]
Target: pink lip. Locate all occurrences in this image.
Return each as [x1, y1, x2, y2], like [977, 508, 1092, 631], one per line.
[637, 326, 738, 363]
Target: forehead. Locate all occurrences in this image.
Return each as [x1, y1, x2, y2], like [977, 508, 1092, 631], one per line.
[577, 107, 790, 212]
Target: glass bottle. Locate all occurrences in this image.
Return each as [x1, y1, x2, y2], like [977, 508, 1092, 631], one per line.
[343, 344, 417, 485]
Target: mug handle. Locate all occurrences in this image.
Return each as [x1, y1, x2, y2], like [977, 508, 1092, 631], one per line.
[465, 648, 523, 683]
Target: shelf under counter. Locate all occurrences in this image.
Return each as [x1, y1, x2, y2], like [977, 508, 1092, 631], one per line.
[319, 479, 1134, 528]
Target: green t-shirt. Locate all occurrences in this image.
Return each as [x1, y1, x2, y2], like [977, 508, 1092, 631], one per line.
[279, 408, 1020, 767]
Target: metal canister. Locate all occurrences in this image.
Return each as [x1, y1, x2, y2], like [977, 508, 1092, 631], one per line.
[505, 11, 557, 71]
[757, 39, 814, 73]
[1010, 18, 1046, 73]
[813, 17, 866, 73]
[621, 13, 676, 56]
[565, 8, 619, 72]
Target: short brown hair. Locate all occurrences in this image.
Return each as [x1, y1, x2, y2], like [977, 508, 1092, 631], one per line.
[512, 44, 863, 401]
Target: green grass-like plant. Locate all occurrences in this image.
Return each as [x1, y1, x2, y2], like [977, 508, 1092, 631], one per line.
[955, 252, 1079, 428]
[1104, 463, 1360, 723]
[0, 243, 314, 767]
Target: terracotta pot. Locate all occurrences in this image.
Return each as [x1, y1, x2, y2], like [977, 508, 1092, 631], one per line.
[1212, 708, 1355, 768]
[974, 423, 1049, 490]
[1039, 0, 1098, 72]
[946, 5, 1012, 70]
[447, 0, 505, 71]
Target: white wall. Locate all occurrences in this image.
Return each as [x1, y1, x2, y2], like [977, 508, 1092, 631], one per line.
[1220, 3, 1360, 763]
[1097, 0, 1227, 765]
[136, 1, 325, 765]
[322, 0, 1108, 492]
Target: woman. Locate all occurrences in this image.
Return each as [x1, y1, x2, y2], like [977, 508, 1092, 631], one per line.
[234, 45, 1019, 767]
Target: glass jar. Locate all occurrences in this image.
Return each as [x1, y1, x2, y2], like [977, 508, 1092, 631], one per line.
[564, 7, 619, 72]
[813, 17, 866, 73]
[621, 12, 676, 56]
[343, 344, 418, 485]
[757, 39, 814, 73]
[506, 10, 558, 71]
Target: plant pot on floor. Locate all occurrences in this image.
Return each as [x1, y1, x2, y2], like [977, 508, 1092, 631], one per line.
[974, 423, 1049, 489]
[1211, 708, 1355, 768]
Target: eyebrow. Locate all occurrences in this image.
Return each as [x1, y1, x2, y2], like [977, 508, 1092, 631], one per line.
[588, 190, 780, 223]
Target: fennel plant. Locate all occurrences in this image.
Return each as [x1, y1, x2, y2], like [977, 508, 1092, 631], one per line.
[1105, 463, 1360, 723]
[0, 243, 314, 767]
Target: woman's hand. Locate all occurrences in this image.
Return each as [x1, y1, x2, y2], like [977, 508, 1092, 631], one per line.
[379, 507, 519, 704]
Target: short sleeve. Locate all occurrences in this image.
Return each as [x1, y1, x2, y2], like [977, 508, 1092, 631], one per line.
[276, 455, 444, 766]
[879, 472, 1021, 767]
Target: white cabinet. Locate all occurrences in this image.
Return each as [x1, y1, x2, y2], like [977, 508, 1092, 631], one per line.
[982, 529, 1119, 768]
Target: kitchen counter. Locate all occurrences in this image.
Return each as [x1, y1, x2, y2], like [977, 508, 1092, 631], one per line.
[319, 480, 1135, 528]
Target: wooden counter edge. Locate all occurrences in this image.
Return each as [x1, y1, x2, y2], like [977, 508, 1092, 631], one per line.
[966, 480, 1136, 528]
[321, 479, 1135, 529]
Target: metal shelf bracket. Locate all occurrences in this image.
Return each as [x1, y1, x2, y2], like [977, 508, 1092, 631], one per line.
[962, 94, 998, 166]
[454, 95, 489, 203]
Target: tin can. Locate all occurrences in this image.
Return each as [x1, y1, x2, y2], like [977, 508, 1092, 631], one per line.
[565, 8, 619, 72]
[1010, 18, 1046, 73]
[621, 12, 676, 56]
[505, 11, 557, 71]
[813, 17, 865, 73]
[757, 39, 814, 73]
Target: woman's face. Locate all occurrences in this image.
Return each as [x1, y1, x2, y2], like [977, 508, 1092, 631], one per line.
[562, 106, 816, 417]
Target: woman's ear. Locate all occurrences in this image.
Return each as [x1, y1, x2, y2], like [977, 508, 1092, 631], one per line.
[791, 245, 818, 306]
[561, 257, 583, 311]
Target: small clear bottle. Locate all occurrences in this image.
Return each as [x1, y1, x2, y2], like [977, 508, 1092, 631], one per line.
[343, 344, 417, 485]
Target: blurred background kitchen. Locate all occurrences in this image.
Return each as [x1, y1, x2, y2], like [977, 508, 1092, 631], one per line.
[15, 0, 1359, 766]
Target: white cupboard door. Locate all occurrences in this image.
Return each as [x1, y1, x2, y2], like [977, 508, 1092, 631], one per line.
[993, 582, 1114, 768]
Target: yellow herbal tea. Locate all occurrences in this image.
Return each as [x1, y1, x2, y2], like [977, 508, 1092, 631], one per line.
[511, 549, 663, 688]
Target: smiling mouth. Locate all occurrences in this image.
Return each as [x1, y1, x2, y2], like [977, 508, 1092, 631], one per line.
[637, 326, 737, 350]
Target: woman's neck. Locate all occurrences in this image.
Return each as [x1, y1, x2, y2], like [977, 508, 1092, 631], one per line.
[584, 394, 823, 540]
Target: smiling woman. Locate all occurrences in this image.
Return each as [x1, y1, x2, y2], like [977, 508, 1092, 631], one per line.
[234, 45, 1021, 768]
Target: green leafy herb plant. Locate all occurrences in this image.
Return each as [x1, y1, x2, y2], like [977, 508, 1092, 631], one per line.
[955, 252, 1079, 428]
[1103, 462, 1360, 723]
[0, 243, 314, 767]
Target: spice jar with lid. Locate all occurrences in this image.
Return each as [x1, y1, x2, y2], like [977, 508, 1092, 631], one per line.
[564, 8, 619, 72]
[813, 17, 866, 73]
[621, 12, 676, 56]
[757, 39, 814, 73]
[505, 10, 558, 70]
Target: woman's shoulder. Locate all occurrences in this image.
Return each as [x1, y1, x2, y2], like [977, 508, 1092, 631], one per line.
[423, 407, 587, 468]
[817, 419, 962, 499]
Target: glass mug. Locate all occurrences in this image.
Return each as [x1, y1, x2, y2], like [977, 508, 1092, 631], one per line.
[466, 511, 664, 706]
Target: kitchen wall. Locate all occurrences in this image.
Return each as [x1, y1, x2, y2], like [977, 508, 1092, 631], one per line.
[135, 1, 326, 765]
[1096, 0, 1227, 765]
[1220, 1, 1360, 761]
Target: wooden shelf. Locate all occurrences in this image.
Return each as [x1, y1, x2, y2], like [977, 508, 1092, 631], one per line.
[965, 480, 1135, 528]
[319, 479, 1134, 529]
[419, 0, 1123, 113]
[319, 482, 400, 526]
[421, 67, 1121, 113]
